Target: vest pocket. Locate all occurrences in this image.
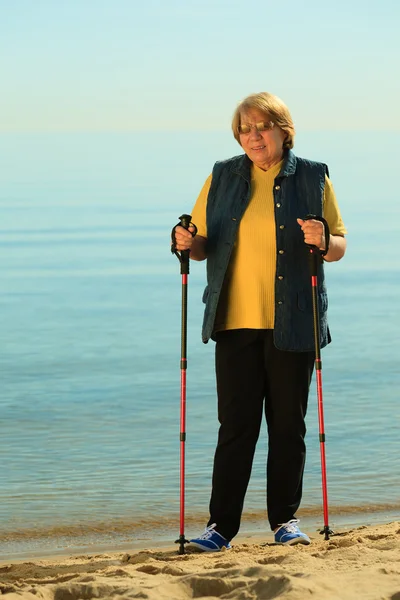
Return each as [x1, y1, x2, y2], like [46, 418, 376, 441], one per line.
[297, 290, 328, 312]
[297, 291, 308, 312]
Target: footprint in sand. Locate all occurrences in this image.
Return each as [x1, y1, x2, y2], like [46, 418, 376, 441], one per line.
[181, 574, 247, 598]
[135, 564, 161, 575]
[213, 561, 238, 569]
[257, 555, 288, 565]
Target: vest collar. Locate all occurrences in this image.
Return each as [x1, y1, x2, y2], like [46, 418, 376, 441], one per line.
[229, 154, 252, 181]
[278, 149, 297, 177]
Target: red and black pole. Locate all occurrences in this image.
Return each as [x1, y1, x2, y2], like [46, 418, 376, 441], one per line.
[171, 214, 196, 554]
[304, 215, 334, 541]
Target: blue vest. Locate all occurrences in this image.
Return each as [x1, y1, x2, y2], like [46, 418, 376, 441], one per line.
[201, 149, 331, 351]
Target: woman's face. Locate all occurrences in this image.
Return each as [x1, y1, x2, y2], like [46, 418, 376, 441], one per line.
[239, 108, 286, 170]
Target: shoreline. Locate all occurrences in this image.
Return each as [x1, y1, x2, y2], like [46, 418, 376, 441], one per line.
[0, 520, 399, 600]
[1, 506, 398, 564]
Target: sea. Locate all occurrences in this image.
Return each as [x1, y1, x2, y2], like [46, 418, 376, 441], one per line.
[0, 131, 399, 561]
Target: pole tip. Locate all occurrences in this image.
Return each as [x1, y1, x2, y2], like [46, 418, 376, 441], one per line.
[175, 535, 190, 554]
[320, 525, 334, 540]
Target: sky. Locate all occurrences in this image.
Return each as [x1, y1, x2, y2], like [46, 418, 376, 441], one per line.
[0, 0, 399, 132]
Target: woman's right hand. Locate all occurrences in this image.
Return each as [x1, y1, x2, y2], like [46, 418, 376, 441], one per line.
[173, 225, 196, 251]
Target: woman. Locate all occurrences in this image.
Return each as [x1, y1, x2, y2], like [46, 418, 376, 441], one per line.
[173, 91, 347, 551]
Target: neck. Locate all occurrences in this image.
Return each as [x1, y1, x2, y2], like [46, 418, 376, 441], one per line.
[254, 155, 283, 171]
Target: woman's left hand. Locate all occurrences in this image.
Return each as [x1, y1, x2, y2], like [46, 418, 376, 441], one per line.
[297, 218, 326, 251]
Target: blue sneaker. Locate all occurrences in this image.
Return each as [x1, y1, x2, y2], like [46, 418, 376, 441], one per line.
[274, 519, 311, 545]
[189, 523, 231, 552]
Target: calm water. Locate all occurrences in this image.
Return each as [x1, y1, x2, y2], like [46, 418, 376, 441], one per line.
[0, 131, 399, 559]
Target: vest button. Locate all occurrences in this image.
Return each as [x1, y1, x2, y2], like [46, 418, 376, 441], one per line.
[277, 300, 283, 305]
[277, 275, 284, 280]
[279, 225, 285, 230]
[275, 185, 281, 190]
[276, 203, 281, 208]
[278, 250, 285, 254]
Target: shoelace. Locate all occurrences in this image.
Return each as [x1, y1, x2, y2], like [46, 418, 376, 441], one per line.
[198, 523, 217, 540]
[281, 519, 300, 534]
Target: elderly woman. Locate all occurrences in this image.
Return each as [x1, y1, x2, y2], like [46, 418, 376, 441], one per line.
[173, 91, 346, 551]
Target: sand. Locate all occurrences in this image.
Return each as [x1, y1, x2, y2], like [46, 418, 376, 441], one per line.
[0, 521, 399, 599]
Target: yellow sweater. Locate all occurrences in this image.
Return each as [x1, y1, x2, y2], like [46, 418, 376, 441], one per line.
[191, 161, 347, 332]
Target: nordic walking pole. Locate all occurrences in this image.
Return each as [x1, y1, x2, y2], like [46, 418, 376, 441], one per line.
[171, 214, 197, 554]
[304, 214, 334, 541]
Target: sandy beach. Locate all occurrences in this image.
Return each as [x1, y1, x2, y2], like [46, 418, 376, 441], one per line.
[1, 521, 399, 599]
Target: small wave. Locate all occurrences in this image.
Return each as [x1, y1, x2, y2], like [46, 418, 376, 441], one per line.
[1, 501, 399, 543]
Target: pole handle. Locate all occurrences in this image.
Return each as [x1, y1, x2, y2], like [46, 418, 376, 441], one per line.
[303, 214, 330, 254]
[171, 214, 197, 275]
[179, 214, 192, 229]
[303, 214, 331, 276]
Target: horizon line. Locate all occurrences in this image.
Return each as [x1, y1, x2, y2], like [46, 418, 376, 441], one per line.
[0, 127, 397, 135]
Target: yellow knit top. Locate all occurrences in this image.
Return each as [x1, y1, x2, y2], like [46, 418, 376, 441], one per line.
[191, 161, 347, 332]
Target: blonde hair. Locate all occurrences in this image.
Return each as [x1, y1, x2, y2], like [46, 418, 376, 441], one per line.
[231, 92, 295, 149]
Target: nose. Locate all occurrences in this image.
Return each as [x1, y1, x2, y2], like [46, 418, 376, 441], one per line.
[249, 126, 262, 140]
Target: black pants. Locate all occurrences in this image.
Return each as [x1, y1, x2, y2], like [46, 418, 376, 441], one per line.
[207, 329, 315, 540]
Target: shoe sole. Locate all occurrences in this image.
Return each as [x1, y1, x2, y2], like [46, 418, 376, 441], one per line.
[189, 541, 231, 552]
[275, 537, 311, 545]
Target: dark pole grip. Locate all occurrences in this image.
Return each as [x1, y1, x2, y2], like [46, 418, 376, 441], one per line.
[179, 214, 192, 229]
[303, 214, 330, 276]
[177, 214, 192, 275]
[171, 214, 197, 275]
[303, 214, 330, 256]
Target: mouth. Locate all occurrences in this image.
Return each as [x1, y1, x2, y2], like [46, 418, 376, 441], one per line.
[251, 145, 266, 151]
